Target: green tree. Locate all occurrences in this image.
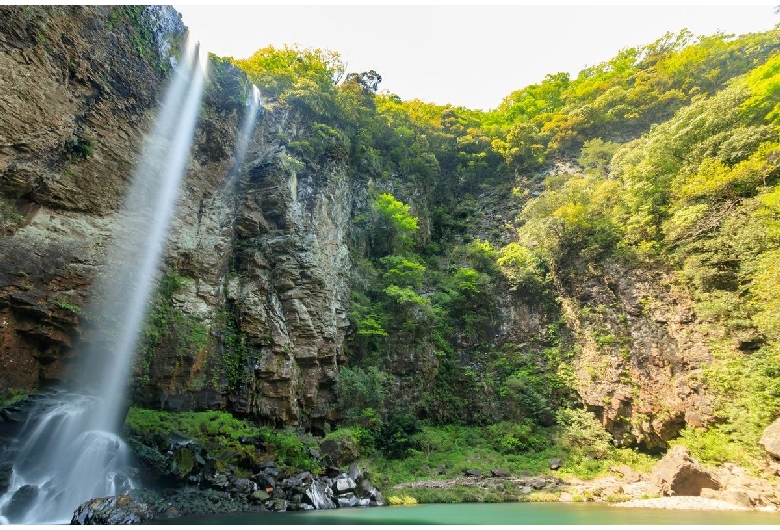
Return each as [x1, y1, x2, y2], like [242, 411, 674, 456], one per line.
[370, 192, 419, 255]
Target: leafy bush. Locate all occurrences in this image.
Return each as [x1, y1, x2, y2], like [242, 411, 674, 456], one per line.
[123, 408, 320, 473]
[555, 408, 613, 459]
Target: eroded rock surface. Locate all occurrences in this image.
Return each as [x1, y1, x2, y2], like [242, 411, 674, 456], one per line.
[651, 446, 721, 496]
[760, 418, 780, 459]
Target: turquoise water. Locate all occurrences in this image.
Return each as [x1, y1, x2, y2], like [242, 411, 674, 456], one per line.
[158, 502, 780, 525]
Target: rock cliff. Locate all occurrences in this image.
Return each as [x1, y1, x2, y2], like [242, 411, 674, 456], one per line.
[0, 6, 350, 434]
[0, 6, 177, 392]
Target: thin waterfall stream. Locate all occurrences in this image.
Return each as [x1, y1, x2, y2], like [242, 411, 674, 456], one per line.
[0, 37, 209, 525]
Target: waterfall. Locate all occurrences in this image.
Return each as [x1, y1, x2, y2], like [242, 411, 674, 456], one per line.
[0, 36, 207, 524]
[232, 84, 262, 181]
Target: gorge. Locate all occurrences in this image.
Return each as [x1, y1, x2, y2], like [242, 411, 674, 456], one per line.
[0, 5, 779, 523]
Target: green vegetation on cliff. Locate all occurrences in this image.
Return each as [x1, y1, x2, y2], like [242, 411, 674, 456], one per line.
[103, 23, 780, 487]
[226, 26, 780, 475]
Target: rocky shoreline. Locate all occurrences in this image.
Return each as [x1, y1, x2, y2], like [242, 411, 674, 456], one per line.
[391, 447, 780, 513]
[612, 496, 750, 511]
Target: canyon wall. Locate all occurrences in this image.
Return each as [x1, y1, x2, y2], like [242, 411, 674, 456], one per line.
[0, 6, 715, 446]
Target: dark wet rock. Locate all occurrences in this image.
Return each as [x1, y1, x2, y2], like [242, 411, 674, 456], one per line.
[260, 461, 281, 478]
[171, 446, 197, 478]
[319, 439, 358, 468]
[152, 487, 260, 520]
[205, 471, 231, 490]
[0, 462, 13, 496]
[324, 465, 341, 478]
[4, 484, 38, 522]
[249, 490, 271, 503]
[229, 477, 256, 496]
[71, 494, 155, 525]
[269, 498, 287, 512]
[253, 471, 276, 490]
[111, 473, 133, 495]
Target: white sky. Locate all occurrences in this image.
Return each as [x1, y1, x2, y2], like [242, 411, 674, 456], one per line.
[173, 3, 779, 111]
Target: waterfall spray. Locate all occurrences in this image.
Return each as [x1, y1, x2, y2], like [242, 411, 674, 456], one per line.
[230, 83, 262, 183]
[0, 37, 207, 524]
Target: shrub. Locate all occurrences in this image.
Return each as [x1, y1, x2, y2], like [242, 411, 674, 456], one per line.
[555, 408, 613, 459]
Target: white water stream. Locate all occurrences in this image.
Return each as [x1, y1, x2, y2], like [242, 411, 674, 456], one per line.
[0, 37, 208, 524]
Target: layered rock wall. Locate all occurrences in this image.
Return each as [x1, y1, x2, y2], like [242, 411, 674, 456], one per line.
[0, 6, 180, 392]
[0, 7, 351, 432]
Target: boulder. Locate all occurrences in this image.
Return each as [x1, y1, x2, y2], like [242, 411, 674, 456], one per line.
[302, 479, 337, 510]
[319, 439, 358, 468]
[347, 462, 361, 481]
[260, 461, 281, 477]
[610, 464, 640, 483]
[269, 498, 287, 512]
[369, 489, 385, 507]
[0, 462, 13, 496]
[759, 418, 780, 459]
[337, 494, 359, 508]
[229, 477, 256, 496]
[4, 484, 38, 523]
[71, 495, 155, 525]
[651, 446, 721, 496]
[333, 476, 356, 494]
[249, 490, 271, 503]
[701, 488, 753, 508]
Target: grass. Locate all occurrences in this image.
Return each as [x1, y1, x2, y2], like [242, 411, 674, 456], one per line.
[0, 388, 28, 408]
[123, 408, 321, 474]
[334, 418, 660, 508]
[120, 409, 661, 504]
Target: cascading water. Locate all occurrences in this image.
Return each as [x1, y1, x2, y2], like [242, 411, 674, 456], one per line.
[232, 84, 262, 181]
[0, 36, 208, 524]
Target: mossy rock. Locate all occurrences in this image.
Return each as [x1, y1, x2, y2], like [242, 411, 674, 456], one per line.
[171, 447, 196, 478]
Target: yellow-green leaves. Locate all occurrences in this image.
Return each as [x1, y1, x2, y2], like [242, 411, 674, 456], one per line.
[372, 192, 420, 253]
[380, 255, 425, 288]
[496, 243, 544, 290]
[742, 53, 780, 122]
[375, 193, 418, 234]
[750, 248, 780, 342]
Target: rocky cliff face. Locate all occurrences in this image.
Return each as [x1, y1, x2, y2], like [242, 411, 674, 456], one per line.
[141, 102, 352, 431]
[555, 259, 713, 450]
[0, 6, 351, 433]
[447, 182, 714, 449]
[0, 6, 179, 393]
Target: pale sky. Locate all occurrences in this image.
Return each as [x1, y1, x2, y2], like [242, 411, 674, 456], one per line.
[173, 4, 779, 111]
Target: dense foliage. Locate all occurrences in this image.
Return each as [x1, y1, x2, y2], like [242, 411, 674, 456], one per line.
[221, 26, 780, 474]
